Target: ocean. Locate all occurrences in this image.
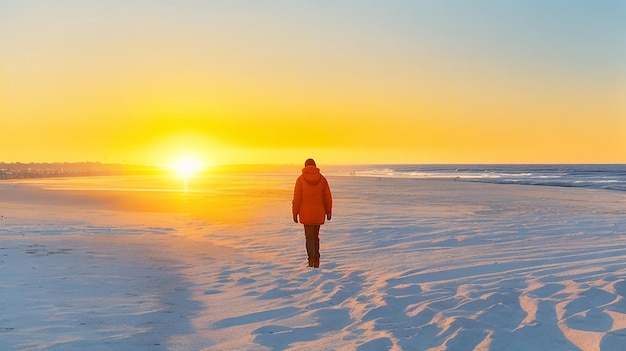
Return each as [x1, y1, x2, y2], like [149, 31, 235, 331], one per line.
[350, 164, 626, 192]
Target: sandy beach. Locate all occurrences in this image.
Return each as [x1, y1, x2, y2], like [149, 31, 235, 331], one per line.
[2, 172, 626, 350]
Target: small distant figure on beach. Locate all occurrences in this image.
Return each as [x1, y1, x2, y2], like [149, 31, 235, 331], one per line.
[292, 158, 333, 268]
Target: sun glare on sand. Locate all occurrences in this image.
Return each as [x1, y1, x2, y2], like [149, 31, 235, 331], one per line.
[170, 156, 206, 178]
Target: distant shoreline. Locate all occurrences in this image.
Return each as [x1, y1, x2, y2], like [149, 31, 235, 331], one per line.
[0, 162, 160, 180]
[3, 163, 625, 193]
[0, 162, 305, 181]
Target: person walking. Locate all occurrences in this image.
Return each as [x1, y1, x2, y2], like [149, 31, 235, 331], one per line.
[292, 158, 332, 268]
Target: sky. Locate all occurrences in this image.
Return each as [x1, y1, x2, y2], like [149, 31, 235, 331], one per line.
[1, 0, 625, 166]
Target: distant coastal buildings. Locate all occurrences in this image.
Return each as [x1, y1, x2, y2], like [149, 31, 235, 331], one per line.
[0, 162, 158, 180]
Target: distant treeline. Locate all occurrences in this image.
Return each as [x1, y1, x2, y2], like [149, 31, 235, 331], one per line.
[0, 162, 160, 180]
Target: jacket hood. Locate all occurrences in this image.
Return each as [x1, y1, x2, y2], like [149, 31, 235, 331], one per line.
[302, 166, 322, 185]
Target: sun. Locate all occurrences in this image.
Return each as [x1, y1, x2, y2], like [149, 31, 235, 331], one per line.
[170, 155, 206, 178]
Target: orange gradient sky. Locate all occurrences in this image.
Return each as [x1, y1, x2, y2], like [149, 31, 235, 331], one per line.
[1, 1, 625, 166]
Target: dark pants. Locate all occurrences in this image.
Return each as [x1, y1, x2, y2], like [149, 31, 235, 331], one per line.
[304, 225, 320, 268]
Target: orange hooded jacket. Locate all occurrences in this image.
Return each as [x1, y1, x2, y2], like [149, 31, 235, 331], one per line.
[292, 165, 332, 225]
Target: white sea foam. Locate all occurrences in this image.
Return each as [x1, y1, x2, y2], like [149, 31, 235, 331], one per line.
[349, 164, 626, 192]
